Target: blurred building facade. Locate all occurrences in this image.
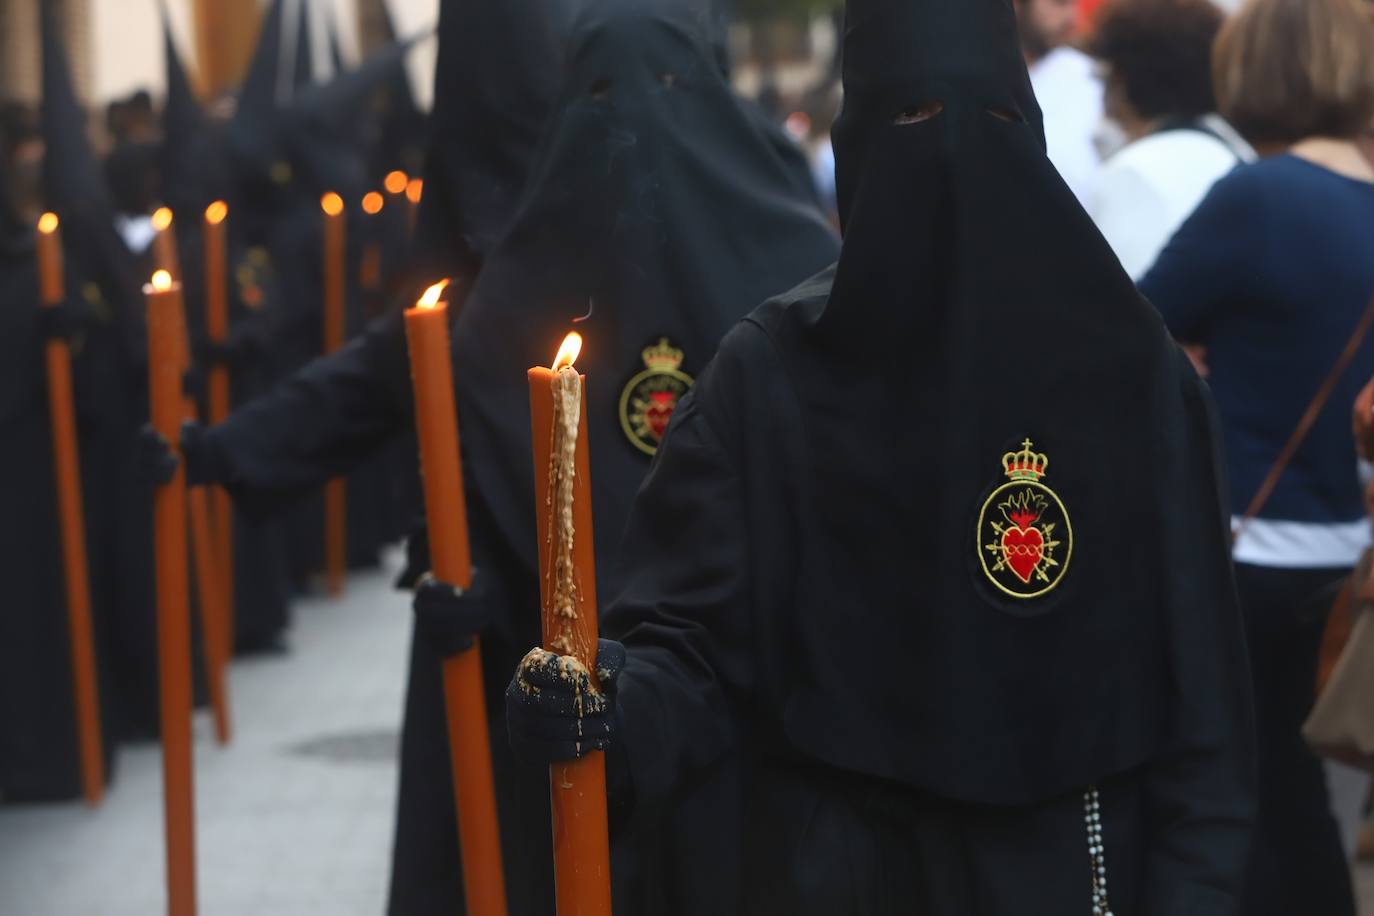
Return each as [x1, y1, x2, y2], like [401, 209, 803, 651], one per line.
[0, 0, 436, 106]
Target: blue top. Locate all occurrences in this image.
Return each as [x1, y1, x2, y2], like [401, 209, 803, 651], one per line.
[1140, 154, 1374, 527]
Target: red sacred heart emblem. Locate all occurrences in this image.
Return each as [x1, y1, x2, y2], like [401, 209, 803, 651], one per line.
[1002, 525, 1044, 584]
[644, 392, 678, 440]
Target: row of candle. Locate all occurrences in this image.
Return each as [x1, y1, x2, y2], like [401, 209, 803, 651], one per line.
[36, 173, 606, 915]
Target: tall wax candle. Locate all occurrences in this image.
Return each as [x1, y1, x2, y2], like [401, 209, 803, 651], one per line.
[404, 281, 509, 916]
[203, 201, 234, 658]
[527, 333, 612, 916]
[36, 213, 105, 805]
[321, 192, 347, 597]
[151, 207, 181, 279]
[145, 270, 198, 916]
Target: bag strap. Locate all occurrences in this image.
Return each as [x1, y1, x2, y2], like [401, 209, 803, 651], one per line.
[1234, 286, 1374, 541]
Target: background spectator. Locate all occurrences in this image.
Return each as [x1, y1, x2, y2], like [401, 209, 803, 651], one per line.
[1138, 0, 1374, 912]
[1016, 0, 1103, 205]
[1088, 0, 1253, 279]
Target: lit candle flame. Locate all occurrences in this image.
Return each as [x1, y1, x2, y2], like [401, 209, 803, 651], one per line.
[150, 269, 174, 292]
[417, 280, 450, 311]
[552, 332, 583, 371]
[321, 192, 345, 216]
[405, 178, 424, 205]
[37, 212, 59, 234]
[205, 201, 228, 225]
[152, 207, 174, 231]
[384, 170, 409, 195]
[362, 192, 384, 215]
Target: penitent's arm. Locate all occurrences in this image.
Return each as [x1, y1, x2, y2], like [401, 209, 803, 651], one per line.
[1140, 355, 1256, 916]
[601, 357, 757, 812]
[200, 309, 414, 520]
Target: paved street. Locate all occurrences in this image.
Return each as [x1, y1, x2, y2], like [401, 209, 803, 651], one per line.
[0, 555, 411, 916]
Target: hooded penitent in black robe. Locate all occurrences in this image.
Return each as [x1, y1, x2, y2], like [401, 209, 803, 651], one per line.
[38, 6, 162, 742]
[0, 159, 125, 800]
[595, 1, 1255, 914]
[159, 9, 295, 654]
[221, 1, 419, 584]
[416, 1, 839, 913]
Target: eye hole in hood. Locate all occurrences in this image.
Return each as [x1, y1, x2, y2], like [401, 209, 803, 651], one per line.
[893, 101, 944, 126]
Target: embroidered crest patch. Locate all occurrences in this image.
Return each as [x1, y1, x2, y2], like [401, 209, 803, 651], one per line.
[977, 438, 1073, 599]
[619, 338, 694, 456]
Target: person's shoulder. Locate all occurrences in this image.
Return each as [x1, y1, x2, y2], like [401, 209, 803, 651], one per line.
[694, 264, 836, 403]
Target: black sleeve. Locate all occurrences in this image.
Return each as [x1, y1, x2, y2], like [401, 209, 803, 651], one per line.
[602, 365, 755, 811]
[1141, 355, 1256, 915]
[205, 309, 414, 519]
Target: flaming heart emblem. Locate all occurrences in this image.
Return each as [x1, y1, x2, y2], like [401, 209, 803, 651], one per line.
[977, 438, 1073, 600]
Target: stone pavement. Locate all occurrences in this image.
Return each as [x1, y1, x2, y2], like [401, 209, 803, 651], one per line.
[0, 554, 412, 916]
[4, 550, 1374, 914]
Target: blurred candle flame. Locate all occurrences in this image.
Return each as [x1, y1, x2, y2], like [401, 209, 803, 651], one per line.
[417, 280, 450, 311]
[38, 212, 59, 234]
[152, 207, 174, 231]
[405, 178, 423, 205]
[205, 201, 228, 225]
[362, 192, 384, 215]
[384, 170, 409, 195]
[151, 269, 174, 292]
[321, 192, 345, 216]
[552, 332, 583, 371]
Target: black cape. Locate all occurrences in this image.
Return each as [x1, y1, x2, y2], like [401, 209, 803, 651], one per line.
[600, 0, 1255, 912]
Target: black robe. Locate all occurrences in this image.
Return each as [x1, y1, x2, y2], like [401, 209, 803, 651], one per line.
[602, 278, 1255, 915]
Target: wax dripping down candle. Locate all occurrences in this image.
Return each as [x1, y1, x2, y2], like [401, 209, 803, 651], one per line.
[547, 332, 585, 659]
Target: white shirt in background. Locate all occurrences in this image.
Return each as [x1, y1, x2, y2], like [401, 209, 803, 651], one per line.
[1029, 46, 1103, 208]
[1090, 116, 1255, 280]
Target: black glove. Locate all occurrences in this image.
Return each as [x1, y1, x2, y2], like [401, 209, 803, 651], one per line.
[506, 639, 626, 765]
[411, 569, 492, 656]
[135, 423, 180, 486]
[135, 421, 215, 487]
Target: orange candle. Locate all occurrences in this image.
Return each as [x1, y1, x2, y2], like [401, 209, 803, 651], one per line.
[404, 281, 509, 916]
[36, 213, 105, 806]
[359, 192, 384, 319]
[145, 269, 198, 916]
[321, 192, 347, 597]
[174, 280, 232, 748]
[203, 201, 234, 661]
[405, 178, 423, 238]
[151, 206, 181, 279]
[527, 332, 612, 916]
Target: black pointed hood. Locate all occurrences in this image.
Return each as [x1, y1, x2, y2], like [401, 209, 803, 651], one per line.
[450, 0, 838, 597]
[40, 5, 141, 333]
[228, 0, 291, 199]
[238, 0, 287, 117]
[160, 8, 219, 215]
[281, 37, 421, 198]
[326, 5, 347, 74]
[369, 0, 427, 180]
[291, 0, 314, 91]
[412, 0, 563, 276]
[752, 0, 1247, 804]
